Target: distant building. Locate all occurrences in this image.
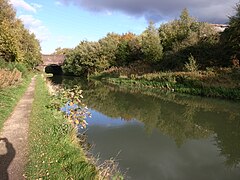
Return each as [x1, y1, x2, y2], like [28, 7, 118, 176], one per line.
[211, 24, 229, 32]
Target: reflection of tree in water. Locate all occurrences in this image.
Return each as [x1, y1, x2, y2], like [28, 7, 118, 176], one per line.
[196, 112, 240, 168]
[82, 82, 212, 147]
[218, 128, 240, 168]
[50, 76, 240, 167]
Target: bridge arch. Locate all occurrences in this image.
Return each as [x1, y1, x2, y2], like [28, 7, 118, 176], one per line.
[45, 64, 63, 75]
[38, 54, 65, 75]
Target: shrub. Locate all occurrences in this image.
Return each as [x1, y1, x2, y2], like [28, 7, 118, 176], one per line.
[184, 55, 198, 72]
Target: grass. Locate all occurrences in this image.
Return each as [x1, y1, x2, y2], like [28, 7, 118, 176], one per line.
[25, 75, 97, 179]
[0, 73, 32, 130]
[95, 68, 240, 100]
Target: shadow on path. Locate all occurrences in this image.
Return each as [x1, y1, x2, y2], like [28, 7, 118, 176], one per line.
[0, 138, 16, 180]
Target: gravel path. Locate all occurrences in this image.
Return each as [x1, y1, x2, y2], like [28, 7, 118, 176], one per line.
[0, 76, 36, 180]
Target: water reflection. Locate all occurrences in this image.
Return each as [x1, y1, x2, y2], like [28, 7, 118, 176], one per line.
[50, 76, 240, 179]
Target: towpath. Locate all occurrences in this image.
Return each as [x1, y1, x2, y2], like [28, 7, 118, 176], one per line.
[0, 76, 36, 180]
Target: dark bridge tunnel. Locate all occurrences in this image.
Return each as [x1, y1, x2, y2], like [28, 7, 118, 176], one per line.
[45, 64, 63, 75]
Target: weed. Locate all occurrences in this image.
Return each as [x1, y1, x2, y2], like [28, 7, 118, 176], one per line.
[184, 55, 198, 72]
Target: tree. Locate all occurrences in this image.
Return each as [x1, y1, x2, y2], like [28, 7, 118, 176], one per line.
[141, 22, 163, 63]
[0, 0, 16, 22]
[0, 0, 22, 62]
[53, 47, 72, 55]
[0, 19, 22, 62]
[63, 41, 109, 76]
[99, 33, 121, 66]
[222, 3, 240, 59]
[0, 0, 41, 68]
[20, 27, 42, 67]
[115, 32, 138, 66]
[159, 9, 200, 52]
[158, 8, 219, 69]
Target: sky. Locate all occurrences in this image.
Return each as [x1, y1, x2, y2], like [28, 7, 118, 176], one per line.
[9, 0, 239, 54]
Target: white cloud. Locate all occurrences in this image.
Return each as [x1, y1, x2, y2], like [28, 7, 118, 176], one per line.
[10, 0, 37, 13]
[31, 3, 43, 10]
[19, 15, 41, 26]
[19, 15, 50, 42]
[55, 1, 63, 6]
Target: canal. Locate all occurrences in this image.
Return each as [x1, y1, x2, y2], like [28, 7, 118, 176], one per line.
[50, 75, 240, 180]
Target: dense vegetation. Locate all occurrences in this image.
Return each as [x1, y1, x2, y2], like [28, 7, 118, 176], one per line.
[0, 0, 41, 71]
[222, 3, 240, 64]
[61, 6, 240, 77]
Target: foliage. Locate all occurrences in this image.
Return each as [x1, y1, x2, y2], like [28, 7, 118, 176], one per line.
[159, 9, 219, 70]
[0, 0, 41, 68]
[115, 32, 142, 66]
[63, 41, 109, 76]
[19, 26, 42, 68]
[99, 33, 121, 66]
[115, 39, 131, 66]
[221, 2, 240, 60]
[159, 9, 194, 52]
[59, 86, 91, 129]
[53, 47, 72, 55]
[184, 54, 198, 72]
[0, 18, 22, 62]
[141, 22, 163, 63]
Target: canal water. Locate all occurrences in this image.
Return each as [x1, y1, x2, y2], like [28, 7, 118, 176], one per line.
[50, 76, 240, 180]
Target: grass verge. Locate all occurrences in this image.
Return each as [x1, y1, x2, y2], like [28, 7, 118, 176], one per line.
[96, 69, 240, 100]
[106, 77, 240, 100]
[0, 74, 32, 130]
[25, 75, 97, 179]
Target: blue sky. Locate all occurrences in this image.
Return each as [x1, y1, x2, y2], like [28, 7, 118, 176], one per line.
[10, 0, 238, 54]
[10, 0, 148, 54]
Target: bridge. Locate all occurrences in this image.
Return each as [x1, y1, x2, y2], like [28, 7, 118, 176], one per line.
[38, 54, 65, 74]
[41, 54, 65, 66]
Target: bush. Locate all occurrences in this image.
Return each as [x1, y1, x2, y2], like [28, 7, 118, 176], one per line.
[14, 63, 28, 76]
[184, 55, 198, 72]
